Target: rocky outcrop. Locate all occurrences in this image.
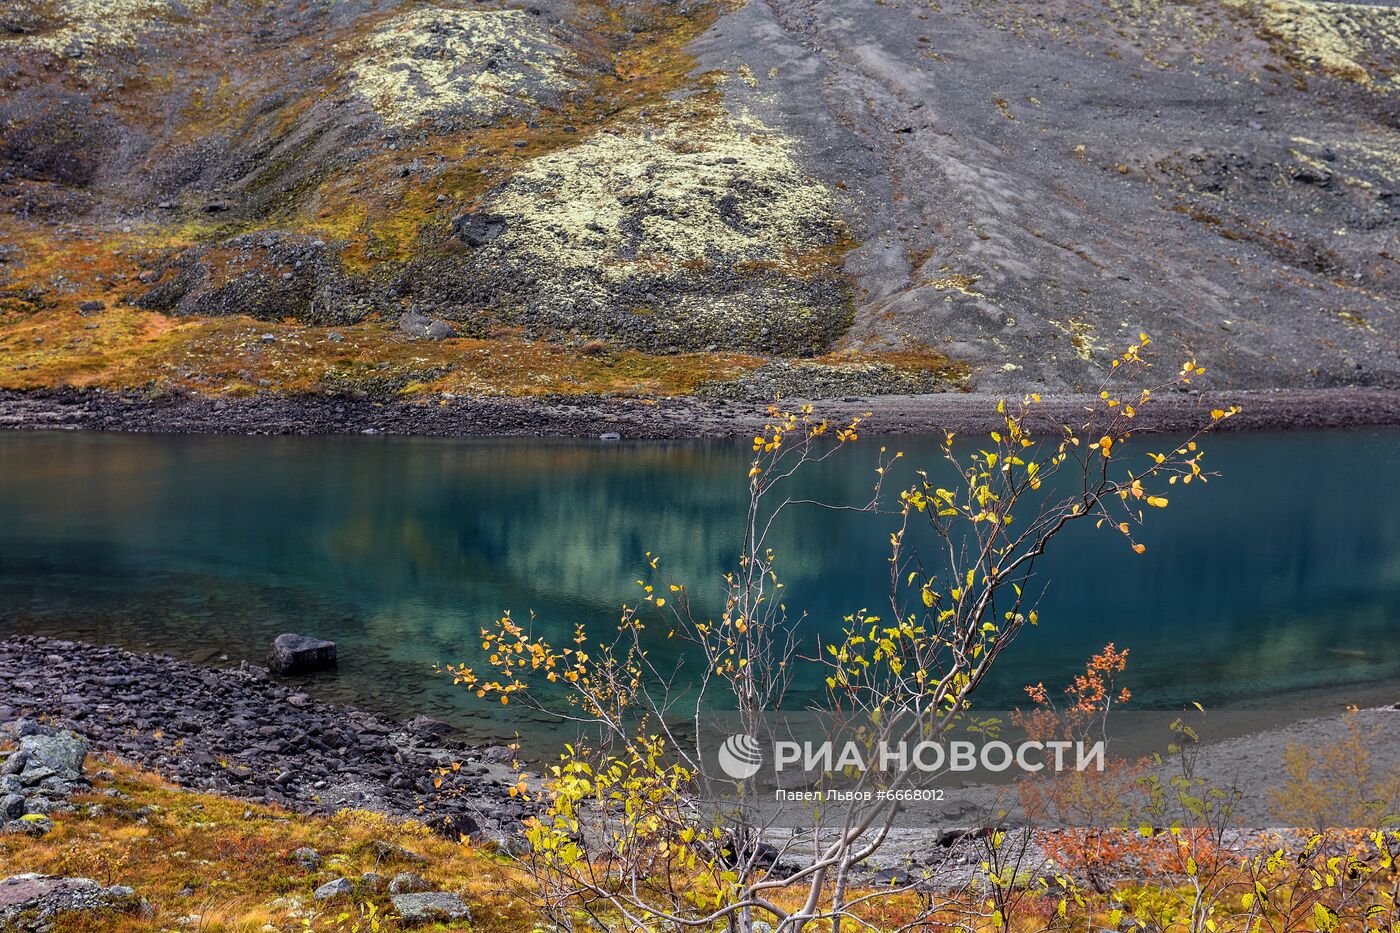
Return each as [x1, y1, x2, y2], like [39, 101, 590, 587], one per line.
[0, 722, 89, 837]
[346, 7, 591, 130]
[134, 233, 372, 326]
[0, 874, 142, 932]
[406, 98, 853, 354]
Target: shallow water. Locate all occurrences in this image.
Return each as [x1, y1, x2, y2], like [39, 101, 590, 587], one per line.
[1, 428, 1398, 741]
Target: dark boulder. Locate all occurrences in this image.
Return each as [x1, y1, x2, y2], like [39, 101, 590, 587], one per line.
[268, 634, 337, 675]
[404, 715, 454, 739]
[451, 213, 507, 248]
[425, 811, 479, 841]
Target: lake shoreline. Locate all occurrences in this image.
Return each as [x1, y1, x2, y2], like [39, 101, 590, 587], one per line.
[0, 635, 529, 843]
[2, 386, 1399, 438]
[5, 633, 1398, 884]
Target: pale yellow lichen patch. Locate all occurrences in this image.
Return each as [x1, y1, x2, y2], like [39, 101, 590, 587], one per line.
[3, 0, 208, 55]
[1047, 316, 1103, 361]
[467, 95, 847, 346]
[923, 272, 985, 297]
[1289, 134, 1400, 189]
[1331, 140, 1400, 186]
[1226, 0, 1400, 88]
[347, 7, 584, 128]
[485, 102, 836, 283]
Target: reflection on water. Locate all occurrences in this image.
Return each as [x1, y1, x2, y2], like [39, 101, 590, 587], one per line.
[1, 428, 1398, 741]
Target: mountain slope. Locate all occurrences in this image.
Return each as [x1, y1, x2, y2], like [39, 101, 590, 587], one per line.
[1, 0, 1396, 401]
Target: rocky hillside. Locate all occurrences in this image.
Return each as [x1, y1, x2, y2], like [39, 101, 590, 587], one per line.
[0, 0, 1396, 402]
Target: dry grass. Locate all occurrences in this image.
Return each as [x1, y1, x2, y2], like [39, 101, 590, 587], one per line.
[0, 756, 535, 932]
[0, 301, 773, 398]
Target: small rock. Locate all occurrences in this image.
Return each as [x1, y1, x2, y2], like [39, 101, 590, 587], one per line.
[599, 432, 621, 441]
[0, 795, 22, 820]
[404, 715, 453, 739]
[314, 878, 352, 901]
[368, 840, 426, 865]
[19, 767, 57, 787]
[423, 319, 457, 340]
[426, 812, 479, 841]
[77, 300, 105, 313]
[871, 867, 912, 886]
[399, 310, 457, 340]
[4, 814, 52, 836]
[290, 847, 321, 869]
[391, 892, 471, 926]
[388, 872, 429, 895]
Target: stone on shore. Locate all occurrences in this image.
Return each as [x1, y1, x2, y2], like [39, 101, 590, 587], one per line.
[15, 730, 88, 779]
[268, 634, 337, 675]
[0, 725, 90, 837]
[391, 891, 471, 926]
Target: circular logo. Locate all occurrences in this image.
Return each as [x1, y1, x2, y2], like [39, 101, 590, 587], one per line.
[717, 733, 764, 780]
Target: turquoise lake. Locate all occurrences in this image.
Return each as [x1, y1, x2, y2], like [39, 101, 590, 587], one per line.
[1, 428, 1398, 742]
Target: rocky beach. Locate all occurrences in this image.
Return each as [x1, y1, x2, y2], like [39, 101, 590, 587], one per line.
[3, 385, 1399, 438]
[0, 636, 526, 843]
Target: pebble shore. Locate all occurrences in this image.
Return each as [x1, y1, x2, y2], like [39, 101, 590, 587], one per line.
[0, 636, 526, 840]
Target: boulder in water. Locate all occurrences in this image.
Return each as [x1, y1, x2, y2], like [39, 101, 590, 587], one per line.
[268, 635, 337, 675]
